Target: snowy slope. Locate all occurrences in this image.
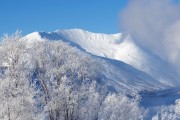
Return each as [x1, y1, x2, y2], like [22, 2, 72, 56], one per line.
[22, 29, 180, 93]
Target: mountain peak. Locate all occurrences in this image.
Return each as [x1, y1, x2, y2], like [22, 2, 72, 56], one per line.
[22, 32, 45, 43]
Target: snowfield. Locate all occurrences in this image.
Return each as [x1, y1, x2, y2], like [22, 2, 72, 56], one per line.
[24, 29, 180, 88]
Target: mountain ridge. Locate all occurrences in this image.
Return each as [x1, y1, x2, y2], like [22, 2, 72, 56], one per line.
[23, 29, 180, 88]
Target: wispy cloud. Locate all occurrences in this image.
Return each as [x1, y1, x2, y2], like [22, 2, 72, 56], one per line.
[120, 0, 180, 71]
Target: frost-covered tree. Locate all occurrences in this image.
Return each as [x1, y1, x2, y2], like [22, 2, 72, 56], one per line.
[0, 31, 148, 120]
[152, 99, 180, 120]
[27, 41, 103, 120]
[98, 93, 147, 120]
[0, 31, 37, 120]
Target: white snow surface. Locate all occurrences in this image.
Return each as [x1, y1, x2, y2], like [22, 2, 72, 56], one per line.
[23, 32, 45, 43]
[23, 29, 180, 92]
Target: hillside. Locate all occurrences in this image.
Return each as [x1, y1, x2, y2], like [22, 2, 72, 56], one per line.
[0, 29, 179, 119]
[24, 29, 180, 88]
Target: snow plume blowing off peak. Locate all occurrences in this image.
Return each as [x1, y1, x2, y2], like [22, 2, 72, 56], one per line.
[120, 0, 180, 73]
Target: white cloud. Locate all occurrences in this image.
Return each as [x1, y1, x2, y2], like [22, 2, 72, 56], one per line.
[120, 0, 180, 71]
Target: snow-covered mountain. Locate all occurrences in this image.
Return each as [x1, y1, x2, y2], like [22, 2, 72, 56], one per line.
[1, 29, 180, 119]
[23, 29, 180, 90]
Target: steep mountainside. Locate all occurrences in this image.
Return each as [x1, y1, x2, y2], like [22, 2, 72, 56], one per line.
[23, 29, 180, 92]
[24, 29, 180, 88]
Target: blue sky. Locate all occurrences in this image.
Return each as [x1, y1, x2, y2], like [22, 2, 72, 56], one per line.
[0, 0, 128, 36]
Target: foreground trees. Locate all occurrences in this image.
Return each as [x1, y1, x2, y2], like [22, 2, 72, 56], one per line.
[0, 31, 37, 120]
[0, 32, 146, 120]
[152, 99, 180, 120]
[99, 94, 146, 120]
